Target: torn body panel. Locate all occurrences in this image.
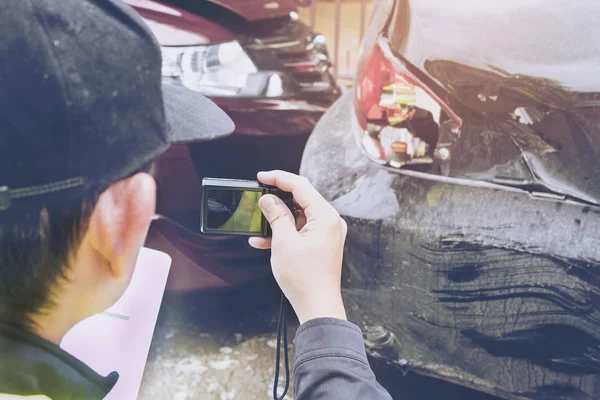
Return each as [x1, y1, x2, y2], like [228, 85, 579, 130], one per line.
[354, 0, 600, 206]
[301, 92, 600, 399]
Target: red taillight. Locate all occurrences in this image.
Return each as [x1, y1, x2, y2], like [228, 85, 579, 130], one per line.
[353, 38, 461, 168]
[355, 42, 395, 130]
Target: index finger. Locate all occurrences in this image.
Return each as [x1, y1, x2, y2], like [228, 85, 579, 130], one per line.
[257, 170, 335, 219]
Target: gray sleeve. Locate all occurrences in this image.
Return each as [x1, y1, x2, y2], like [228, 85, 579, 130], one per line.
[293, 317, 393, 400]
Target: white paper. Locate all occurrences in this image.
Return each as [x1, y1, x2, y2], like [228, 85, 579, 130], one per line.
[61, 248, 171, 400]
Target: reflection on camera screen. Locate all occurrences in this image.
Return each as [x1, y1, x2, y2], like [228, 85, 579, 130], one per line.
[206, 189, 263, 233]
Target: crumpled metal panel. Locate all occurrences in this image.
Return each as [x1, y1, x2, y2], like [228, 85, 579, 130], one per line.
[373, 0, 600, 205]
[301, 93, 600, 399]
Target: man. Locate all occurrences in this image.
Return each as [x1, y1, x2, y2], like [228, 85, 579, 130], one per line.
[0, 0, 392, 399]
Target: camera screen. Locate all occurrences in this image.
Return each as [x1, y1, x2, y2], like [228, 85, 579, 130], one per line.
[205, 189, 263, 233]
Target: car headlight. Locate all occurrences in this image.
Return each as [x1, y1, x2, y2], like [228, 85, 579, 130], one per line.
[161, 41, 293, 98]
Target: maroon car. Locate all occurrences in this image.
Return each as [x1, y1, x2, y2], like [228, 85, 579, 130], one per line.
[125, 0, 340, 290]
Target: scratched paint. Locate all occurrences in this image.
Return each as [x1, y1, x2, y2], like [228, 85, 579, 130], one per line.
[301, 90, 600, 399]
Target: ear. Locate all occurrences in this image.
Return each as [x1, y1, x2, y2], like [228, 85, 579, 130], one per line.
[87, 173, 156, 280]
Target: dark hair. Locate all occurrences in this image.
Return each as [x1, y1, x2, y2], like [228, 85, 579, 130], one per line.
[0, 163, 155, 330]
[0, 194, 98, 330]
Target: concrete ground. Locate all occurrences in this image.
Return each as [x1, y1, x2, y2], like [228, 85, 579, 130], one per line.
[138, 278, 500, 400]
[139, 279, 297, 400]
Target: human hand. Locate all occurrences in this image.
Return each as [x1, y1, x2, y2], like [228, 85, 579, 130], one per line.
[249, 170, 347, 324]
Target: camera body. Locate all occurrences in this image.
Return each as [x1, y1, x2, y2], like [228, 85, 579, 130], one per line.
[201, 178, 294, 237]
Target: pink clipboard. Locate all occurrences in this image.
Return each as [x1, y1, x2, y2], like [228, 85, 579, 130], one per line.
[61, 248, 171, 400]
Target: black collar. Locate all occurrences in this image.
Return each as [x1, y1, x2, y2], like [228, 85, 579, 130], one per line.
[0, 323, 118, 399]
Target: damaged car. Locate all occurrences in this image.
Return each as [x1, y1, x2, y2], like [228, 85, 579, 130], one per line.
[126, 0, 339, 290]
[301, 0, 600, 398]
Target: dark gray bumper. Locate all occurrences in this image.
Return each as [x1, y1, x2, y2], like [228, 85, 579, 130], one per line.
[300, 92, 600, 400]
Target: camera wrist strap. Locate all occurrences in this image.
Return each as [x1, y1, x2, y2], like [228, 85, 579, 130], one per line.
[273, 293, 290, 400]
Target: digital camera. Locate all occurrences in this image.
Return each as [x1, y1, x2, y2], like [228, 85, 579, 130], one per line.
[201, 178, 294, 237]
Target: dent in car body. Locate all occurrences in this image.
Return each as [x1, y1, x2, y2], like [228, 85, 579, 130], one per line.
[301, 92, 600, 399]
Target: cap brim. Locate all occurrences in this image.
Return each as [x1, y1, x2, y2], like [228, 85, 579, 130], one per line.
[162, 83, 235, 144]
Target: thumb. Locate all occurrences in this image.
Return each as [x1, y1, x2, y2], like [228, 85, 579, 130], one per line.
[259, 194, 297, 237]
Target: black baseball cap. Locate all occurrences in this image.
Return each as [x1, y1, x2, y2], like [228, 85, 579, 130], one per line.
[0, 0, 235, 211]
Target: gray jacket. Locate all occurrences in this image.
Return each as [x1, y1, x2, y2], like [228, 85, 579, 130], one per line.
[294, 318, 393, 399]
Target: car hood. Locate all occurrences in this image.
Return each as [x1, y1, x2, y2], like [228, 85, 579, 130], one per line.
[197, 0, 297, 21]
[126, 0, 237, 45]
[126, 0, 298, 45]
[127, 0, 296, 23]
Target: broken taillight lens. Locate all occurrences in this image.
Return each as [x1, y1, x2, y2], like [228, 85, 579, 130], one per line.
[353, 37, 461, 168]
